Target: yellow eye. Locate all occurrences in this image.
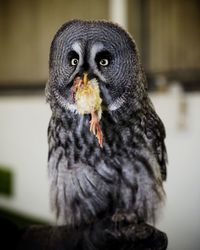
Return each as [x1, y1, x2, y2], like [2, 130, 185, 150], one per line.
[71, 58, 79, 66]
[99, 59, 109, 66]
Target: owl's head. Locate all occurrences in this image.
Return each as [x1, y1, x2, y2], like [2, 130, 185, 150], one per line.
[46, 20, 146, 117]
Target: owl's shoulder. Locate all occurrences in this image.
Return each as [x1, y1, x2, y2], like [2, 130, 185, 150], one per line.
[142, 100, 167, 180]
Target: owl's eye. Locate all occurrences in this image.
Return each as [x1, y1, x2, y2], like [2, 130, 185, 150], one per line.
[70, 58, 79, 66]
[96, 50, 112, 68]
[68, 50, 79, 66]
[99, 59, 109, 66]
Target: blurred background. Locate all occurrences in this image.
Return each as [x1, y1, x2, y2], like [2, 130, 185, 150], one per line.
[0, 0, 199, 249]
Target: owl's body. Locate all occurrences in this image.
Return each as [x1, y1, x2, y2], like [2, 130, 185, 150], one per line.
[47, 20, 167, 226]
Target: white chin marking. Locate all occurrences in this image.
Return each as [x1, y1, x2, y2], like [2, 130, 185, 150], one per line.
[65, 102, 77, 113]
[108, 97, 125, 111]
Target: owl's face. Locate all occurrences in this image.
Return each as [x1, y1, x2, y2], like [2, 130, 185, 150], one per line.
[47, 20, 144, 114]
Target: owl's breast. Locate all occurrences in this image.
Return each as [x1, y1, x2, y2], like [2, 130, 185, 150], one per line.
[72, 114, 134, 165]
[51, 112, 135, 171]
[49, 113, 160, 226]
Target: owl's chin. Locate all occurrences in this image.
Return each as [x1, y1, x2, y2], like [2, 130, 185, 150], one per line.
[60, 96, 77, 113]
[107, 96, 125, 111]
[56, 92, 77, 113]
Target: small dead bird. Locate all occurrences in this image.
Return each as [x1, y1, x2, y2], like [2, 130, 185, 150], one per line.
[72, 73, 103, 147]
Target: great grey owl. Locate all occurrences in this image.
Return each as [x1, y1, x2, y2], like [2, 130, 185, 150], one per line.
[46, 20, 167, 227]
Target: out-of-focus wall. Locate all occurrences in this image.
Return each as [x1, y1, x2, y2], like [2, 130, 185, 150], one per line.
[0, 96, 54, 222]
[128, 0, 200, 78]
[148, 0, 200, 73]
[152, 92, 200, 250]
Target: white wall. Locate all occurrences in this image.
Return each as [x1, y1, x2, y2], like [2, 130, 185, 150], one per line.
[0, 95, 54, 222]
[151, 92, 200, 250]
[0, 92, 200, 249]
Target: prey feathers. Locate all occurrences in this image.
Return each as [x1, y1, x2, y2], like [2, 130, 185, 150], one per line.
[72, 73, 103, 147]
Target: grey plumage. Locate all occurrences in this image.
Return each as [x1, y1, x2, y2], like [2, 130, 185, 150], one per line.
[46, 20, 167, 226]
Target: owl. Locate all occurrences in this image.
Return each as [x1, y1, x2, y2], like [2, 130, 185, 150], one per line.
[46, 20, 167, 227]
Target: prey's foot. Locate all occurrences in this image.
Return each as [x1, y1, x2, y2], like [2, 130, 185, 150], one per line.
[90, 111, 103, 147]
[71, 76, 82, 101]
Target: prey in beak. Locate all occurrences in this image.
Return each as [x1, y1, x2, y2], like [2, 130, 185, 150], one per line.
[71, 73, 103, 147]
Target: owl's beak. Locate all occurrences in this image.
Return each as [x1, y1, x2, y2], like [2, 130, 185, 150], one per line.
[82, 72, 88, 86]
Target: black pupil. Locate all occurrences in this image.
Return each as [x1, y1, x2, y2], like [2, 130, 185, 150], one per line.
[73, 59, 78, 64]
